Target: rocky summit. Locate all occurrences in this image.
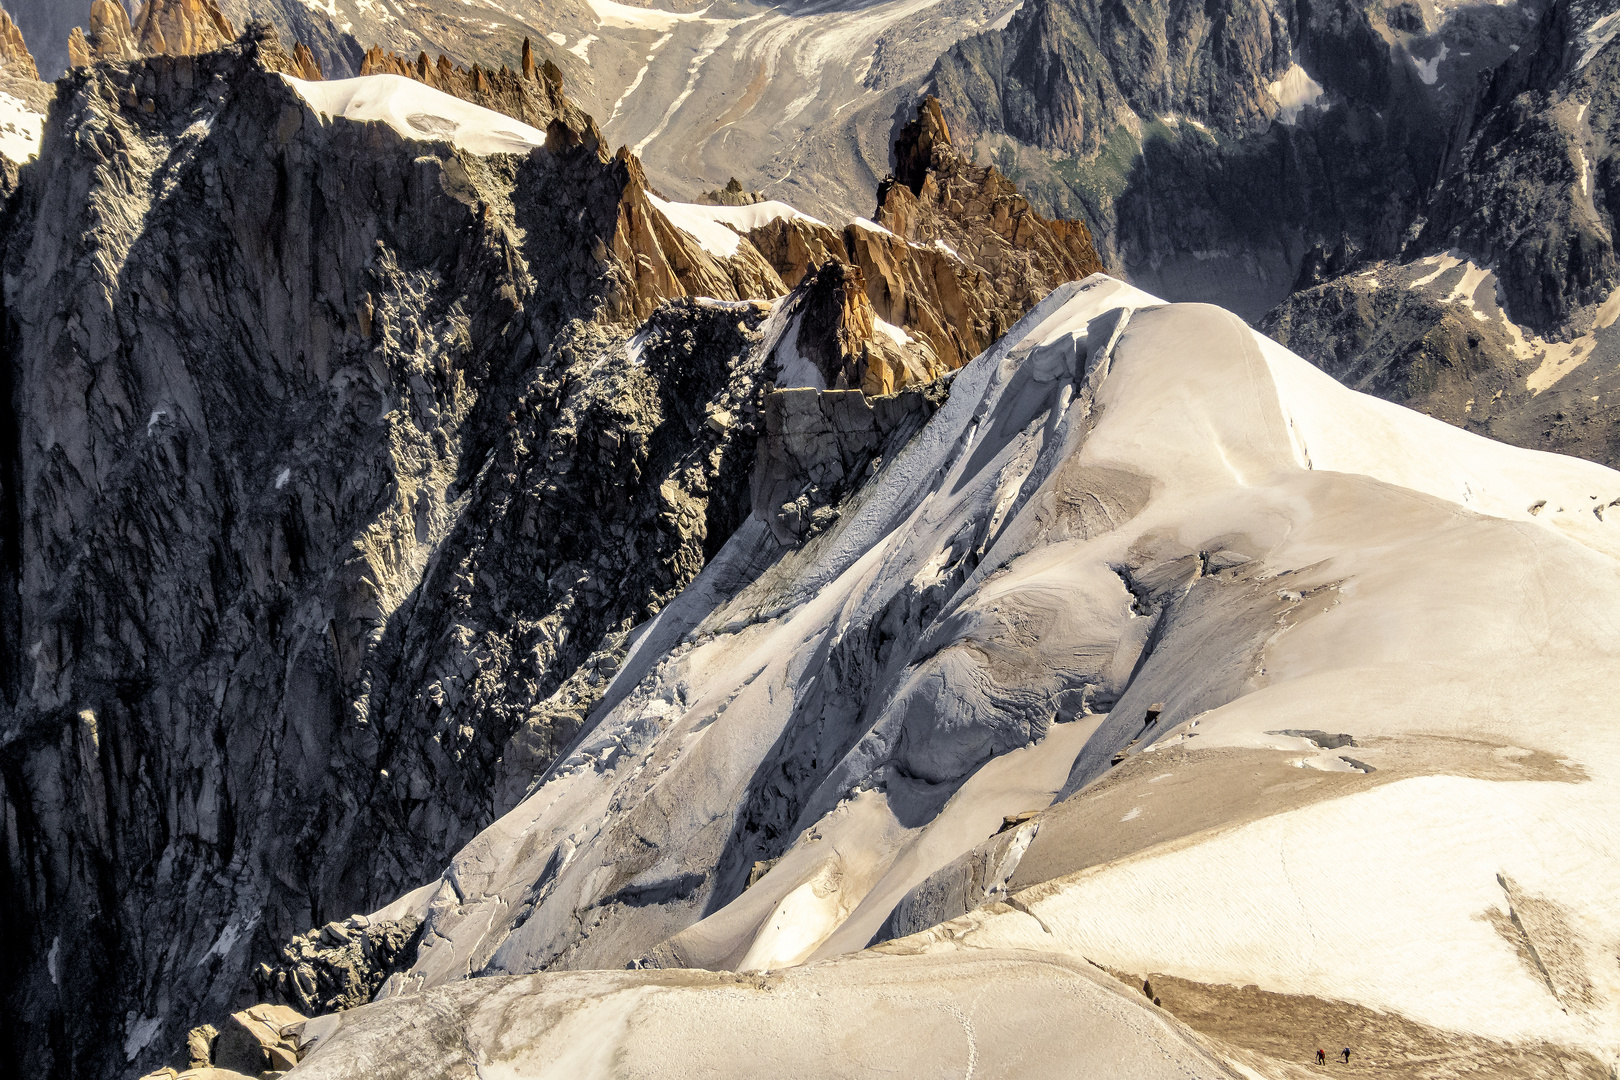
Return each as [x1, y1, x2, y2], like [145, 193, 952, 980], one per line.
[0, 1, 1618, 1079]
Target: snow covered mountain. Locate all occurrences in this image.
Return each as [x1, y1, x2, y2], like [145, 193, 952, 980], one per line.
[279, 275, 1620, 1077]
[2, 3, 1620, 1079]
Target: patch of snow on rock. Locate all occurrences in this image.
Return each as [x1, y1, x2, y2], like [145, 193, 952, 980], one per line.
[1267, 63, 1325, 124]
[1578, 8, 1620, 67]
[645, 193, 744, 258]
[123, 1014, 162, 1062]
[873, 317, 910, 349]
[587, 0, 709, 31]
[1411, 41, 1449, 84]
[683, 200, 826, 232]
[283, 74, 546, 156]
[851, 216, 895, 238]
[0, 91, 44, 163]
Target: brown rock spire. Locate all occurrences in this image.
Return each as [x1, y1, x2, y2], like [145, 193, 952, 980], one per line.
[891, 96, 953, 194]
[522, 36, 535, 81]
[0, 6, 40, 79]
[133, 0, 236, 57]
[68, 26, 89, 68]
[69, 0, 141, 66]
[292, 40, 322, 80]
[788, 260, 942, 394]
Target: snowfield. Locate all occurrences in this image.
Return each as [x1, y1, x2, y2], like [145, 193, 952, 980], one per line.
[296, 276, 1620, 1076]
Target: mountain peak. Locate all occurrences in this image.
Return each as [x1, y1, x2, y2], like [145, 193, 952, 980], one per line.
[131, 0, 235, 57]
[892, 95, 953, 194]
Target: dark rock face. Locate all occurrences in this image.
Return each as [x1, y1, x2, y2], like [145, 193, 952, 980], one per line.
[753, 382, 947, 546]
[924, 0, 1526, 318]
[0, 25, 775, 1080]
[256, 914, 424, 1016]
[1421, 0, 1620, 331]
[930, 0, 1294, 158]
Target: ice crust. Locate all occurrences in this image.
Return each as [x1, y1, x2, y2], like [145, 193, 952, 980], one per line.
[360, 275, 1620, 1061]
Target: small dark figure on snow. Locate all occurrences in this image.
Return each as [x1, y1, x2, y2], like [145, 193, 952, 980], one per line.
[1316, 1048, 1326, 1065]
[1342, 1048, 1352, 1064]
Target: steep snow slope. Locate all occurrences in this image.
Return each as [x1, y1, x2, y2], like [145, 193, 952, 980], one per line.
[302, 275, 1620, 1074]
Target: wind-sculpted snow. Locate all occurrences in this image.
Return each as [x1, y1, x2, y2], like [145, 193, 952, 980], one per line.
[304, 273, 1620, 1074]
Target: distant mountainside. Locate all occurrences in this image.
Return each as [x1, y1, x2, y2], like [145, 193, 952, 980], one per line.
[926, 0, 1532, 315]
[925, 0, 1620, 463]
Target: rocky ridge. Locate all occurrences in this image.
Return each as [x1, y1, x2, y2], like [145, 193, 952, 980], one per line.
[733, 100, 1105, 374]
[694, 178, 769, 207]
[0, 23, 784, 1079]
[0, 21, 1109, 1079]
[67, 1, 142, 68]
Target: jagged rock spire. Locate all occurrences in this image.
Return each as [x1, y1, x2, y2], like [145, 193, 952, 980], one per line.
[132, 0, 236, 57]
[522, 36, 535, 81]
[788, 260, 942, 394]
[292, 40, 322, 80]
[891, 97, 953, 194]
[0, 6, 38, 79]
